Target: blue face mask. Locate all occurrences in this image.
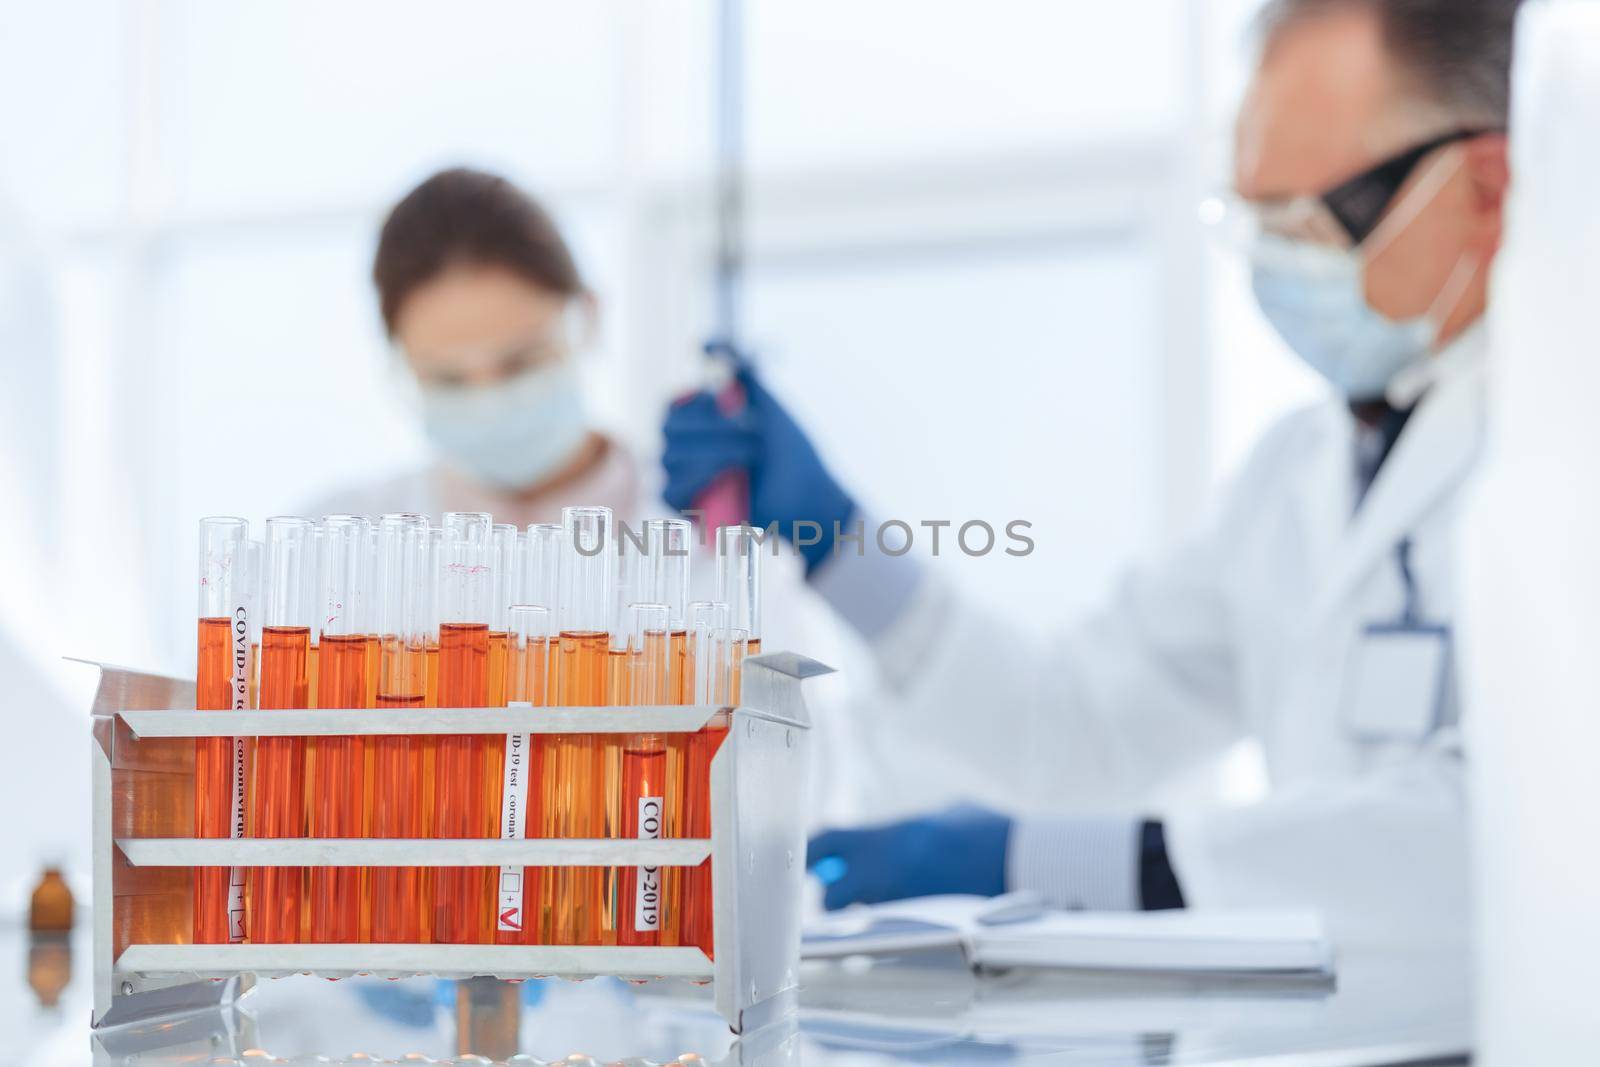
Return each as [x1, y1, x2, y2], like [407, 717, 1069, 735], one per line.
[1249, 235, 1441, 400]
[1248, 149, 1476, 401]
[419, 362, 590, 490]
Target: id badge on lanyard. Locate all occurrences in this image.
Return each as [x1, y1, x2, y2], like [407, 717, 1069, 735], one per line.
[1342, 538, 1452, 741]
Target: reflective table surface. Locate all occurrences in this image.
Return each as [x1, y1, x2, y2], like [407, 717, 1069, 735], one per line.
[7, 923, 1471, 1066]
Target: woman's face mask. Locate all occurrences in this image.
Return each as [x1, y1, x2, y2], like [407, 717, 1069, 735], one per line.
[418, 361, 590, 491]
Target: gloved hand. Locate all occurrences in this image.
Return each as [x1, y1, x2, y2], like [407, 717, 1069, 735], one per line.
[806, 806, 1012, 911]
[661, 347, 855, 573]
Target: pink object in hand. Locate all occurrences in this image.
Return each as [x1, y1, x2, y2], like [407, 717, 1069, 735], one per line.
[695, 372, 749, 533]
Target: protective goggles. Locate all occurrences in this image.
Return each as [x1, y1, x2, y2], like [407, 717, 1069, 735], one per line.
[393, 297, 598, 390]
[1202, 127, 1497, 251]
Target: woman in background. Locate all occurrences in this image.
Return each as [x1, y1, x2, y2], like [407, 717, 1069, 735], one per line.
[308, 166, 636, 523]
[310, 164, 868, 832]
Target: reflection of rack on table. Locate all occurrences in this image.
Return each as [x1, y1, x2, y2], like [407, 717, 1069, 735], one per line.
[86, 651, 830, 1035]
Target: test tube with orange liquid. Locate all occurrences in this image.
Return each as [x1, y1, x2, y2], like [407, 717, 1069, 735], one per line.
[550, 506, 613, 945]
[308, 515, 370, 943]
[522, 523, 562, 944]
[493, 604, 549, 945]
[681, 601, 743, 957]
[640, 519, 691, 945]
[480, 523, 521, 935]
[248, 516, 314, 944]
[370, 513, 431, 944]
[433, 512, 493, 944]
[715, 524, 763, 687]
[619, 602, 670, 946]
[598, 527, 647, 940]
[194, 517, 252, 945]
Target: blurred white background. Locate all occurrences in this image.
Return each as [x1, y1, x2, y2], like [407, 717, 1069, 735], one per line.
[0, 0, 1327, 897]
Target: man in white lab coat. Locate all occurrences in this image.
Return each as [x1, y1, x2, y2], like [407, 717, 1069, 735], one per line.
[662, 0, 1518, 944]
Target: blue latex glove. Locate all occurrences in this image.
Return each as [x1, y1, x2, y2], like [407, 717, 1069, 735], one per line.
[806, 806, 1012, 911]
[661, 348, 855, 573]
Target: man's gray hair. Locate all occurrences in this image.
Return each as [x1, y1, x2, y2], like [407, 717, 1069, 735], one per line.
[1257, 0, 1522, 125]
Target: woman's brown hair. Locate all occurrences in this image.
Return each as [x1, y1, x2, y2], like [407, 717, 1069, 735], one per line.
[373, 167, 586, 335]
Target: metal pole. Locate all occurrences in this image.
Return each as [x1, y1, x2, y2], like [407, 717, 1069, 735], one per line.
[713, 0, 744, 347]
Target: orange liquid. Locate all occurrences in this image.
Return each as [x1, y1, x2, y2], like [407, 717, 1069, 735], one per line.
[549, 631, 607, 945]
[372, 688, 428, 944]
[248, 642, 260, 711]
[307, 641, 320, 708]
[729, 636, 758, 704]
[308, 633, 367, 943]
[433, 622, 489, 944]
[486, 631, 508, 708]
[618, 741, 667, 945]
[496, 638, 549, 945]
[670, 630, 688, 705]
[482, 629, 512, 945]
[424, 641, 439, 708]
[360, 634, 379, 940]
[600, 645, 632, 942]
[364, 634, 380, 708]
[421, 638, 440, 888]
[607, 647, 629, 709]
[195, 616, 245, 944]
[248, 625, 309, 944]
[658, 630, 688, 947]
[683, 708, 732, 957]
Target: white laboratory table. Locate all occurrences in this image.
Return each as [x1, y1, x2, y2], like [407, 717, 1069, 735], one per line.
[7, 922, 1470, 1066]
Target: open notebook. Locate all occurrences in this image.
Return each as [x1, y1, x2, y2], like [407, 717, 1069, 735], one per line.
[802, 894, 1335, 976]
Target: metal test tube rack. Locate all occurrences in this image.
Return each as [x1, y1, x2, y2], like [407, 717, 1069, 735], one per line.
[88, 652, 831, 1035]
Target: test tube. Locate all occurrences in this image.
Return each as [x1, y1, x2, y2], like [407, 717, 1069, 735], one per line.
[642, 519, 693, 703]
[249, 516, 314, 944]
[598, 525, 646, 939]
[552, 506, 612, 944]
[486, 524, 521, 708]
[609, 524, 643, 701]
[304, 523, 323, 717]
[362, 521, 381, 709]
[434, 512, 493, 944]
[424, 526, 443, 709]
[522, 523, 562, 608]
[715, 525, 763, 663]
[371, 514, 430, 944]
[244, 540, 263, 712]
[641, 519, 692, 945]
[522, 522, 563, 944]
[619, 603, 670, 946]
[309, 515, 370, 943]
[494, 604, 550, 946]
[509, 605, 551, 706]
[682, 601, 740, 957]
[477, 523, 522, 936]
[195, 517, 251, 945]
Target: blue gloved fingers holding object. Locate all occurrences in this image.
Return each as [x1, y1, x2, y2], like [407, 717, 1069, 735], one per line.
[660, 353, 856, 574]
[660, 389, 762, 512]
[806, 806, 1012, 911]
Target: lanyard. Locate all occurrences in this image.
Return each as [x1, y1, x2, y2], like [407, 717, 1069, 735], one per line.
[1395, 537, 1421, 626]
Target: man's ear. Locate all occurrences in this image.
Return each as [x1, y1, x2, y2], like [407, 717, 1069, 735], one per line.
[1463, 133, 1511, 257]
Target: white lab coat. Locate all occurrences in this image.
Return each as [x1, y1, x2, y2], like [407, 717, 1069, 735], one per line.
[867, 331, 1485, 947]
